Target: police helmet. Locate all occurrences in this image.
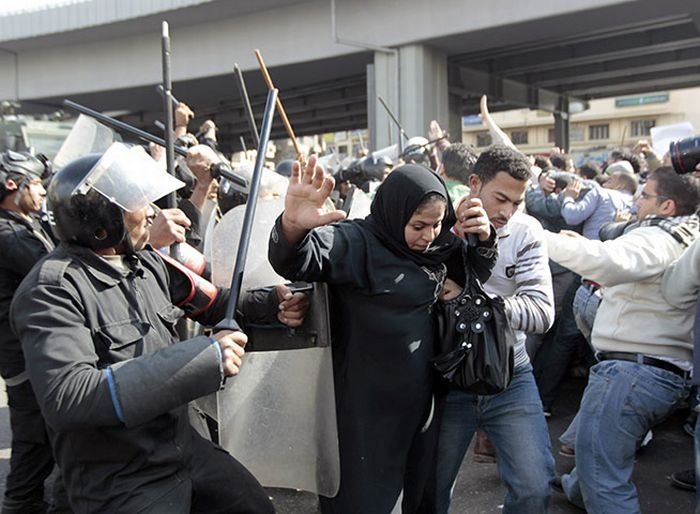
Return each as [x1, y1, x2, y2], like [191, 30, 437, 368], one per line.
[275, 159, 294, 178]
[47, 143, 184, 251]
[0, 150, 47, 196]
[400, 136, 431, 166]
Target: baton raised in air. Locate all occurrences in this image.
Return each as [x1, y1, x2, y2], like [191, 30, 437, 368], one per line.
[233, 63, 260, 148]
[156, 84, 180, 109]
[377, 95, 410, 144]
[214, 87, 279, 333]
[254, 49, 304, 163]
[161, 21, 180, 258]
[62, 100, 248, 189]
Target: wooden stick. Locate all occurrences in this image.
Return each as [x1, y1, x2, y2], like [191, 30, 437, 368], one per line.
[254, 49, 304, 163]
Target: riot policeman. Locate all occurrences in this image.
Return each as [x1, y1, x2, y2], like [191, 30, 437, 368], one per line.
[0, 150, 62, 514]
[10, 143, 275, 514]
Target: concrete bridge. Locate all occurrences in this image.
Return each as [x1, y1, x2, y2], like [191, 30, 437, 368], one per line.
[0, 0, 698, 152]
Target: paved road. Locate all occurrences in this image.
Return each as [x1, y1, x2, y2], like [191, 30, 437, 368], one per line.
[0, 377, 694, 513]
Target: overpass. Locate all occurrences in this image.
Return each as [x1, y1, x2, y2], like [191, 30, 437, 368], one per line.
[0, 0, 698, 153]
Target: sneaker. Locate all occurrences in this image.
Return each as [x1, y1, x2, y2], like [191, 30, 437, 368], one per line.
[559, 444, 575, 458]
[671, 469, 696, 492]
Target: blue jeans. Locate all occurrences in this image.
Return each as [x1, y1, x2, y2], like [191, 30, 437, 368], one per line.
[435, 363, 555, 514]
[572, 283, 601, 342]
[562, 360, 689, 514]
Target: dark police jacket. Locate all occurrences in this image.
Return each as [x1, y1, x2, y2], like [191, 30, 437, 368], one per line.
[0, 209, 54, 381]
[11, 243, 239, 513]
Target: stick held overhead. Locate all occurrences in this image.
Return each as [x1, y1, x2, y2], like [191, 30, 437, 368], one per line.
[254, 49, 304, 163]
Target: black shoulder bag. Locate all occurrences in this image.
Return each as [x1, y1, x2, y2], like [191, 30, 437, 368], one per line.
[432, 254, 515, 395]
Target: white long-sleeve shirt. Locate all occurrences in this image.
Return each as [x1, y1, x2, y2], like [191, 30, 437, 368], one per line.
[485, 212, 555, 368]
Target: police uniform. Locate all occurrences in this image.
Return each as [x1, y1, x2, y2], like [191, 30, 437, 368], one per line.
[0, 209, 57, 512]
[10, 145, 274, 514]
[11, 243, 274, 514]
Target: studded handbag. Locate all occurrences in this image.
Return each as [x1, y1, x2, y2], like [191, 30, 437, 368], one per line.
[432, 257, 514, 395]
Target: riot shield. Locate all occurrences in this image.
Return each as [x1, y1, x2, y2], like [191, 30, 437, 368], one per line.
[53, 114, 118, 169]
[345, 186, 371, 220]
[201, 197, 340, 497]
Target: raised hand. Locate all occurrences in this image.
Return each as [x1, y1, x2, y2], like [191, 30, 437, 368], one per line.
[281, 155, 347, 244]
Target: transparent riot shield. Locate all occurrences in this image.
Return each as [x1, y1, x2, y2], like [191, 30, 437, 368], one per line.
[345, 186, 371, 220]
[53, 114, 119, 169]
[200, 197, 340, 497]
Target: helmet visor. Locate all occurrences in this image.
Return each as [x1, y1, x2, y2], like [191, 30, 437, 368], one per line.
[72, 142, 184, 212]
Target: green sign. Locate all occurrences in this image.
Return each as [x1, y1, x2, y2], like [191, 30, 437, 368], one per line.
[615, 93, 669, 107]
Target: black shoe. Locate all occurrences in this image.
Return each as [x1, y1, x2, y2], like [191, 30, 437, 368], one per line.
[552, 475, 564, 494]
[671, 469, 696, 492]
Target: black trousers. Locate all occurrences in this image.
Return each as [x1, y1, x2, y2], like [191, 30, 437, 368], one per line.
[187, 430, 275, 514]
[533, 276, 594, 411]
[3, 380, 55, 507]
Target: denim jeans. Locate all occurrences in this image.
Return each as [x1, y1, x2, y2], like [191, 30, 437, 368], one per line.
[562, 360, 689, 514]
[572, 283, 601, 342]
[435, 363, 555, 514]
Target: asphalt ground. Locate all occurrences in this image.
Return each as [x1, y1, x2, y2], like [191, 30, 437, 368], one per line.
[0, 376, 694, 513]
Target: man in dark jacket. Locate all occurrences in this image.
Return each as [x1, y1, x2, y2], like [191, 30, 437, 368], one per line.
[10, 143, 276, 514]
[0, 150, 60, 514]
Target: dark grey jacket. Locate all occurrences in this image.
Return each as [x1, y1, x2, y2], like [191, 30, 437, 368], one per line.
[11, 243, 240, 513]
[0, 209, 54, 380]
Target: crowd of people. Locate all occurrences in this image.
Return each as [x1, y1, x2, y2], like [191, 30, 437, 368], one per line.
[0, 95, 698, 514]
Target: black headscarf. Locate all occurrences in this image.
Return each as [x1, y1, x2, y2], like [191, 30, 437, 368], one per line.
[363, 164, 461, 267]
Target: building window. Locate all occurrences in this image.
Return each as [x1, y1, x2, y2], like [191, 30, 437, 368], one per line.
[570, 125, 585, 142]
[511, 130, 528, 145]
[589, 124, 609, 140]
[630, 119, 656, 137]
[476, 132, 492, 147]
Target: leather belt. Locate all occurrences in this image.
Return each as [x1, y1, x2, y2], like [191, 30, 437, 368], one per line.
[581, 279, 601, 292]
[597, 351, 689, 379]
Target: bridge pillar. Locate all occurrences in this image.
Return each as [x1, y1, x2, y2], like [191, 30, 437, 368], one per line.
[368, 44, 452, 152]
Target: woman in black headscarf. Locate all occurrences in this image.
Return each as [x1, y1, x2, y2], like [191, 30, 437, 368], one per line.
[269, 157, 495, 514]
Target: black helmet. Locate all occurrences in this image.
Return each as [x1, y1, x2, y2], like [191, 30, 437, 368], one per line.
[0, 150, 46, 181]
[275, 159, 294, 178]
[47, 153, 126, 250]
[47, 143, 184, 251]
[0, 150, 49, 201]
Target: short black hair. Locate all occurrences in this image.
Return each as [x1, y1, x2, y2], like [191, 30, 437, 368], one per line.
[533, 155, 552, 172]
[621, 152, 641, 175]
[651, 166, 700, 216]
[578, 163, 601, 180]
[550, 152, 568, 170]
[441, 143, 477, 183]
[472, 145, 531, 185]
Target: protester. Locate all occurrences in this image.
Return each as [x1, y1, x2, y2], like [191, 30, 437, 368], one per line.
[9, 144, 286, 513]
[663, 238, 700, 497]
[437, 143, 476, 202]
[545, 166, 700, 513]
[268, 157, 495, 514]
[661, 162, 700, 503]
[0, 151, 69, 514]
[434, 144, 556, 514]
